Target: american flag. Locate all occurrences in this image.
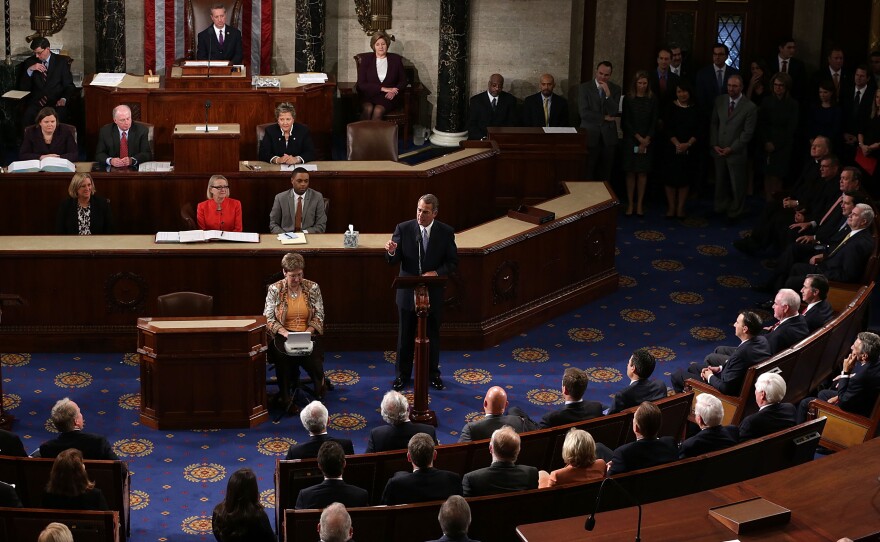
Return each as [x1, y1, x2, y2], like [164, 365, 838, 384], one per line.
[143, 0, 273, 75]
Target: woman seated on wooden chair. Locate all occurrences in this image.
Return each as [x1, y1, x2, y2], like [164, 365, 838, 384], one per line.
[355, 31, 407, 120]
[264, 252, 326, 405]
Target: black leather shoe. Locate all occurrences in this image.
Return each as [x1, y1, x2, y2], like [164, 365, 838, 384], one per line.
[430, 376, 445, 391]
[392, 377, 405, 391]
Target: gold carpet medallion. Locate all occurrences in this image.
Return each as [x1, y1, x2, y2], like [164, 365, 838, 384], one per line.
[453, 368, 492, 385]
[690, 326, 726, 341]
[697, 244, 728, 256]
[526, 388, 564, 405]
[54, 371, 93, 388]
[260, 488, 276, 509]
[634, 230, 666, 241]
[618, 275, 638, 288]
[180, 515, 213, 535]
[567, 327, 604, 342]
[256, 437, 296, 456]
[129, 490, 150, 510]
[717, 275, 750, 288]
[651, 259, 684, 271]
[0, 353, 30, 367]
[113, 438, 154, 457]
[511, 347, 550, 363]
[670, 291, 704, 304]
[327, 412, 367, 431]
[583, 367, 623, 383]
[121, 352, 139, 366]
[1, 393, 21, 411]
[118, 393, 141, 410]
[183, 463, 227, 483]
[620, 308, 656, 323]
[644, 346, 676, 362]
[325, 369, 360, 386]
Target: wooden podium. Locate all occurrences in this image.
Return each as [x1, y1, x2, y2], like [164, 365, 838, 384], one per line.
[137, 316, 269, 429]
[173, 123, 241, 173]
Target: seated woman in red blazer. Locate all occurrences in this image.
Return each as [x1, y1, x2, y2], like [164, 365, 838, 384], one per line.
[197, 175, 242, 231]
[355, 31, 407, 120]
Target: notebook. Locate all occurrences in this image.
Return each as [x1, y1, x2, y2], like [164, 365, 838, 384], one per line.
[284, 331, 314, 356]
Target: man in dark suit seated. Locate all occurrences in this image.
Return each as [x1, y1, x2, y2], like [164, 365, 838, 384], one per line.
[294, 441, 369, 509]
[800, 274, 835, 332]
[458, 386, 536, 442]
[366, 390, 437, 453]
[607, 402, 678, 475]
[269, 168, 327, 234]
[94, 105, 153, 170]
[521, 73, 569, 127]
[318, 502, 353, 542]
[196, 3, 243, 65]
[466, 73, 518, 140]
[608, 348, 668, 414]
[510, 367, 603, 428]
[784, 204, 876, 289]
[426, 496, 480, 542]
[671, 310, 771, 395]
[286, 401, 355, 459]
[679, 394, 738, 458]
[0, 428, 27, 457]
[761, 289, 811, 354]
[381, 433, 462, 505]
[17, 37, 75, 125]
[258, 102, 315, 165]
[462, 426, 538, 497]
[0, 480, 20, 507]
[737, 373, 797, 441]
[38, 398, 118, 460]
[798, 332, 880, 422]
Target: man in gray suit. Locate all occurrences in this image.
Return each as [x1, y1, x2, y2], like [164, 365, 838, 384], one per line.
[269, 168, 327, 233]
[579, 61, 621, 181]
[710, 74, 757, 219]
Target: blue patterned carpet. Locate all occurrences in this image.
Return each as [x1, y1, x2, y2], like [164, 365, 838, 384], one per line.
[0, 200, 815, 541]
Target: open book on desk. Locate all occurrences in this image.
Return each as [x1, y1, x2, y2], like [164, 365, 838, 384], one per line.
[155, 230, 260, 243]
[7, 157, 75, 172]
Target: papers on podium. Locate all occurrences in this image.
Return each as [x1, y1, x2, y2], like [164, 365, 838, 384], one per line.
[89, 73, 126, 87]
[1, 89, 29, 99]
[138, 161, 173, 172]
[277, 232, 307, 245]
[297, 73, 328, 84]
[7, 157, 75, 173]
[155, 230, 260, 243]
[281, 163, 317, 172]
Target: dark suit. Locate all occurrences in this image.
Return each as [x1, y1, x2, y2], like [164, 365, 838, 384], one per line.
[786, 228, 875, 288]
[294, 478, 369, 509]
[771, 56, 807, 101]
[0, 481, 21, 507]
[94, 122, 152, 167]
[538, 401, 603, 429]
[706, 336, 772, 396]
[578, 78, 622, 181]
[268, 187, 327, 233]
[710, 93, 757, 218]
[365, 422, 437, 453]
[695, 64, 739, 112]
[678, 425, 739, 458]
[56, 195, 113, 235]
[258, 123, 315, 164]
[39, 430, 118, 460]
[648, 69, 680, 106]
[0, 429, 27, 457]
[803, 299, 835, 332]
[521, 92, 569, 127]
[607, 436, 678, 475]
[764, 315, 810, 355]
[608, 379, 668, 414]
[458, 413, 536, 443]
[355, 52, 408, 111]
[828, 360, 880, 417]
[467, 91, 518, 140]
[381, 467, 462, 505]
[42, 488, 109, 511]
[386, 219, 458, 380]
[197, 24, 243, 65]
[462, 461, 538, 497]
[285, 434, 354, 460]
[17, 53, 75, 124]
[426, 535, 480, 542]
[19, 124, 78, 162]
[738, 402, 797, 440]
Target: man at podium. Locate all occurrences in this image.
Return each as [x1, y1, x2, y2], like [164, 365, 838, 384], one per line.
[385, 194, 458, 392]
[197, 3, 243, 65]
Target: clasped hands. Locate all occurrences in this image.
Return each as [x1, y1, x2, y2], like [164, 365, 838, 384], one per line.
[381, 86, 399, 101]
[700, 365, 721, 382]
[109, 157, 134, 168]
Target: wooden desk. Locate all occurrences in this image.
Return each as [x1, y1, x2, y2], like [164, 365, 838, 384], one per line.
[84, 73, 335, 161]
[137, 316, 268, 429]
[173, 123, 241, 172]
[516, 437, 880, 542]
[0, 182, 618, 352]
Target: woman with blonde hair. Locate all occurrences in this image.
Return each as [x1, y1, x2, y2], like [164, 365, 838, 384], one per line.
[55, 172, 112, 235]
[538, 428, 606, 487]
[622, 70, 658, 216]
[197, 174, 242, 231]
[38, 522, 74, 542]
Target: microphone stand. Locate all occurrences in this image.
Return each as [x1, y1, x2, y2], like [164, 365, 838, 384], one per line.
[584, 477, 642, 542]
[204, 100, 211, 132]
[206, 27, 213, 79]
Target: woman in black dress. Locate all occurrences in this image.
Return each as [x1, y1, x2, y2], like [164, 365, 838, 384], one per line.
[42, 449, 109, 511]
[622, 71, 658, 216]
[212, 468, 275, 542]
[663, 81, 699, 218]
[759, 72, 798, 200]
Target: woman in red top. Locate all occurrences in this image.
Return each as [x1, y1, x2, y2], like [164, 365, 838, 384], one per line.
[197, 175, 242, 231]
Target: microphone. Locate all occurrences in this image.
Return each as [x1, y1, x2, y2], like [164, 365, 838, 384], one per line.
[204, 100, 211, 132]
[206, 28, 213, 79]
[584, 477, 642, 542]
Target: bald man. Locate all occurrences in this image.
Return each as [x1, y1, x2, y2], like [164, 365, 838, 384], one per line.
[522, 73, 569, 127]
[466, 73, 518, 140]
[458, 386, 537, 442]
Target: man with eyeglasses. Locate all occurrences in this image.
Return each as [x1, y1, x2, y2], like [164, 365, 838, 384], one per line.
[95, 104, 152, 170]
[17, 37, 75, 125]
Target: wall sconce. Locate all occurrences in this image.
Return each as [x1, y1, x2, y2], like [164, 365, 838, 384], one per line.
[355, 0, 392, 35]
[27, 0, 69, 42]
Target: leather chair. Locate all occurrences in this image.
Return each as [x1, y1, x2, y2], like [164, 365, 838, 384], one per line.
[180, 203, 197, 229]
[184, 0, 243, 60]
[346, 120, 398, 161]
[157, 291, 213, 317]
[135, 121, 155, 160]
[256, 122, 273, 156]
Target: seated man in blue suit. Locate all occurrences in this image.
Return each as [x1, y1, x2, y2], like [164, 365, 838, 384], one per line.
[607, 402, 678, 475]
[286, 401, 354, 459]
[366, 390, 437, 453]
[798, 332, 880, 422]
[608, 348, 668, 414]
[510, 367, 603, 428]
[196, 3, 243, 65]
[295, 441, 369, 509]
[737, 373, 796, 441]
[679, 394, 738, 458]
[381, 433, 462, 505]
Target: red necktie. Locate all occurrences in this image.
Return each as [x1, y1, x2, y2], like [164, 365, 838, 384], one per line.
[119, 131, 128, 159]
[294, 195, 303, 231]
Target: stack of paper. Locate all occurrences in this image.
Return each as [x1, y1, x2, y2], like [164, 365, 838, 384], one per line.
[276, 232, 307, 245]
[297, 73, 328, 84]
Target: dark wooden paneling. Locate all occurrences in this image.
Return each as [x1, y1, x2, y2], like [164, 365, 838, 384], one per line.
[821, 0, 873, 67]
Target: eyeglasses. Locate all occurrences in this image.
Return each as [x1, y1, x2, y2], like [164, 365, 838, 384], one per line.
[211, 185, 229, 190]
